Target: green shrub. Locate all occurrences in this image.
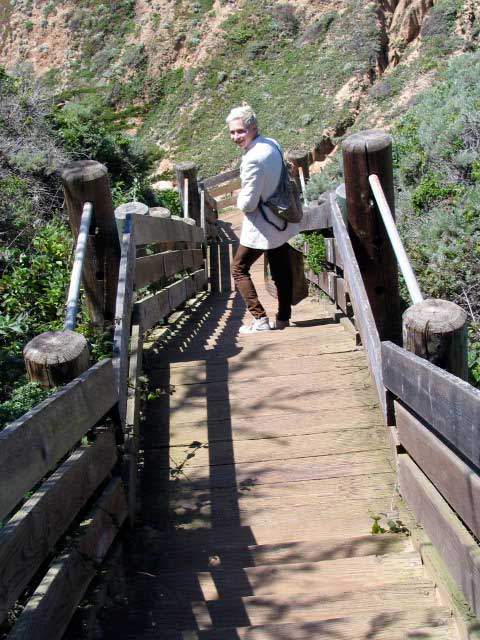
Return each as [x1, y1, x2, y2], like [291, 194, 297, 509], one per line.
[0, 379, 54, 430]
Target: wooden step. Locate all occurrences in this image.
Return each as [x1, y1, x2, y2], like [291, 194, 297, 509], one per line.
[113, 553, 427, 602]
[144, 408, 384, 447]
[100, 585, 443, 632]
[124, 533, 411, 573]
[98, 606, 453, 639]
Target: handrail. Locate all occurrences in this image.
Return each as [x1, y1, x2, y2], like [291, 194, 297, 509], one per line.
[64, 201, 93, 330]
[368, 174, 423, 305]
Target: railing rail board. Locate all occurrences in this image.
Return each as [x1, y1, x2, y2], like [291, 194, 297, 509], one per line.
[209, 178, 241, 198]
[0, 430, 116, 624]
[398, 454, 480, 618]
[0, 359, 117, 522]
[395, 401, 480, 542]
[203, 168, 240, 189]
[382, 341, 480, 468]
[8, 478, 127, 640]
[329, 193, 389, 422]
[133, 213, 204, 245]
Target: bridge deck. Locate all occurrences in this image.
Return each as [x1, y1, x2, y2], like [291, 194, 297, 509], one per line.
[90, 211, 455, 639]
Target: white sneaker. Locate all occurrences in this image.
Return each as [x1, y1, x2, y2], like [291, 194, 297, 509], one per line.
[239, 317, 271, 334]
[269, 316, 291, 330]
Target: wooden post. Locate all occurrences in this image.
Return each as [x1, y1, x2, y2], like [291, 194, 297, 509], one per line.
[175, 161, 201, 225]
[61, 160, 120, 331]
[287, 148, 310, 192]
[342, 130, 401, 344]
[403, 298, 468, 380]
[24, 330, 89, 389]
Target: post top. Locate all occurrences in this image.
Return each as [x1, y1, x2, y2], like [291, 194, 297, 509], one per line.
[287, 148, 309, 160]
[342, 129, 392, 154]
[175, 161, 197, 172]
[403, 298, 468, 331]
[60, 160, 108, 184]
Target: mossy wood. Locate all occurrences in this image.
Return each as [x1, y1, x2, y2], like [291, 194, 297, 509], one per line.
[0, 430, 116, 625]
[398, 454, 480, 618]
[61, 160, 121, 329]
[382, 341, 480, 468]
[0, 359, 116, 522]
[8, 478, 127, 640]
[342, 130, 401, 344]
[23, 329, 89, 390]
[395, 401, 480, 543]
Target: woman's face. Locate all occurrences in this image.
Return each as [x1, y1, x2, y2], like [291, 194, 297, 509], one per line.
[228, 118, 257, 150]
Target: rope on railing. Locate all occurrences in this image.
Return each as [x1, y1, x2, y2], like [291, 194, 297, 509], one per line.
[64, 201, 93, 330]
[368, 174, 423, 305]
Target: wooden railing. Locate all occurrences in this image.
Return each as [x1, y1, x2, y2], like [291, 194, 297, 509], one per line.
[0, 360, 123, 640]
[298, 131, 480, 621]
[112, 211, 207, 521]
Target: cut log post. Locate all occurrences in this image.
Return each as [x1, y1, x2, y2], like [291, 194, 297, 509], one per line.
[287, 148, 310, 193]
[61, 160, 120, 330]
[175, 161, 201, 225]
[23, 330, 89, 389]
[403, 298, 468, 380]
[342, 130, 401, 344]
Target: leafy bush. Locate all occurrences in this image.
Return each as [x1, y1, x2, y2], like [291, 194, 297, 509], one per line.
[0, 379, 54, 430]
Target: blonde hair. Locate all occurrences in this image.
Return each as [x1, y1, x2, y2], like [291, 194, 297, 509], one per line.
[226, 105, 257, 130]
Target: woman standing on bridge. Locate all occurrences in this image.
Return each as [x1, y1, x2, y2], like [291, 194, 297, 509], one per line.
[227, 105, 300, 334]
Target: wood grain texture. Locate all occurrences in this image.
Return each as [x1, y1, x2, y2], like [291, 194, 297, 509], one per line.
[0, 359, 116, 521]
[133, 213, 204, 245]
[112, 215, 136, 428]
[330, 192, 390, 424]
[382, 341, 480, 467]
[209, 178, 241, 198]
[395, 400, 480, 541]
[125, 323, 143, 523]
[8, 478, 127, 640]
[135, 252, 165, 289]
[398, 453, 480, 617]
[0, 431, 116, 624]
[298, 199, 332, 232]
[203, 168, 240, 189]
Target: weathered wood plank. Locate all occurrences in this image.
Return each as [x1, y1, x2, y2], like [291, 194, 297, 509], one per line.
[135, 272, 203, 332]
[203, 168, 240, 189]
[325, 238, 344, 270]
[192, 248, 204, 270]
[0, 359, 116, 522]
[0, 430, 116, 624]
[217, 194, 239, 210]
[382, 341, 480, 467]
[395, 400, 480, 541]
[8, 478, 127, 640]
[125, 322, 143, 524]
[135, 253, 165, 289]
[398, 453, 480, 617]
[299, 199, 332, 232]
[330, 192, 389, 424]
[164, 250, 184, 278]
[135, 289, 169, 333]
[112, 215, 136, 428]
[133, 213, 204, 246]
[209, 178, 241, 198]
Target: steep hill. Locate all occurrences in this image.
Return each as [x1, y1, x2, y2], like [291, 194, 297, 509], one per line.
[1, 0, 477, 176]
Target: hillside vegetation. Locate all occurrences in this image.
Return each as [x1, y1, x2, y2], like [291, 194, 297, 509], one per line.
[0, 0, 479, 425]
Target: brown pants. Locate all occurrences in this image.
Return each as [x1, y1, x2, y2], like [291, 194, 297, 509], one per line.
[231, 244, 293, 321]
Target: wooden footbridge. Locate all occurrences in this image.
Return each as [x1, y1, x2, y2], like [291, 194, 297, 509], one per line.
[1, 131, 480, 640]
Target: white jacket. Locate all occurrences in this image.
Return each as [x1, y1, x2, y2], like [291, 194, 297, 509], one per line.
[237, 136, 300, 249]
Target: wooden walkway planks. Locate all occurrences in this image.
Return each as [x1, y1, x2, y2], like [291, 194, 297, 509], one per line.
[80, 209, 456, 640]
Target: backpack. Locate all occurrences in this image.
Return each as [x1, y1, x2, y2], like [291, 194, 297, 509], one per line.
[258, 141, 304, 231]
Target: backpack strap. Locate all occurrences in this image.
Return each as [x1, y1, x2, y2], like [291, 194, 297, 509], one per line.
[258, 200, 288, 232]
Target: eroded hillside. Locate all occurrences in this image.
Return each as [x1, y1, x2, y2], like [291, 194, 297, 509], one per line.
[1, 0, 478, 175]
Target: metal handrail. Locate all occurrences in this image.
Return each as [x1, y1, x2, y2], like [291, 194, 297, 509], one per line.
[368, 174, 424, 305]
[64, 202, 93, 330]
